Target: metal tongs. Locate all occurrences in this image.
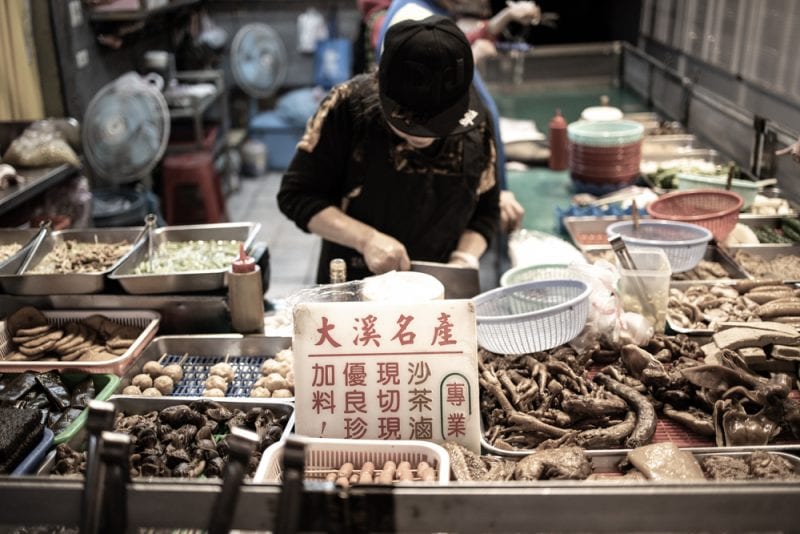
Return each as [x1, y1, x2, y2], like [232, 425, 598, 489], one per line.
[275, 436, 307, 534]
[80, 400, 117, 534]
[609, 235, 658, 322]
[130, 213, 157, 273]
[16, 219, 52, 274]
[207, 426, 259, 534]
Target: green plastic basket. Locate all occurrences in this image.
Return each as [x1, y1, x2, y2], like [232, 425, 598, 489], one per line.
[54, 373, 120, 445]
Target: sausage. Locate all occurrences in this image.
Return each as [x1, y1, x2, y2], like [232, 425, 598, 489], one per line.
[335, 476, 350, 488]
[397, 461, 413, 482]
[594, 373, 657, 448]
[358, 462, 375, 485]
[337, 462, 354, 480]
[377, 461, 396, 484]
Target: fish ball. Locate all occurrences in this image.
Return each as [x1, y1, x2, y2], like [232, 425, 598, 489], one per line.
[209, 362, 235, 382]
[263, 373, 288, 391]
[274, 349, 293, 363]
[122, 385, 141, 395]
[251, 386, 272, 398]
[153, 375, 174, 395]
[285, 371, 295, 387]
[259, 359, 284, 375]
[271, 389, 293, 398]
[132, 374, 153, 389]
[204, 375, 228, 391]
[162, 363, 184, 382]
[142, 387, 162, 397]
[203, 388, 225, 397]
[142, 361, 163, 378]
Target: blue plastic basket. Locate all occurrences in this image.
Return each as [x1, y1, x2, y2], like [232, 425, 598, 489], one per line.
[11, 428, 54, 476]
[473, 280, 591, 355]
[606, 220, 712, 273]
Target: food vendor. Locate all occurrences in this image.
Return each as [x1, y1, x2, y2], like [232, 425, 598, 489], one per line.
[278, 15, 500, 283]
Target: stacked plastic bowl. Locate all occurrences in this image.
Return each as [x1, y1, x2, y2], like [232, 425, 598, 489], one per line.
[567, 120, 645, 191]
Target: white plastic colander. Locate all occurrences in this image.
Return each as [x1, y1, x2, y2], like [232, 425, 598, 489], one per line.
[473, 279, 591, 355]
[606, 220, 711, 273]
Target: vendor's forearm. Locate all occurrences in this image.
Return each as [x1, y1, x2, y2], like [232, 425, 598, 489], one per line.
[307, 206, 377, 253]
[487, 10, 514, 37]
[454, 230, 488, 258]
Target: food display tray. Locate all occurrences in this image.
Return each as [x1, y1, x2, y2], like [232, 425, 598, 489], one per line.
[119, 335, 292, 399]
[0, 228, 41, 271]
[0, 227, 143, 294]
[582, 244, 749, 285]
[0, 310, 160, 374]
[109, 222, 260, 294]
[563, 215, 641, 250]
[0, 227, 143, 295]
[254, 437, 449, 485]
[36, 396, 295, 476]
[10, 428, 54, 476]
[723, 243, 800, 261]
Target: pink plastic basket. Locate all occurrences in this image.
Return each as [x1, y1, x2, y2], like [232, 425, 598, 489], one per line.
[646, 189, 743, 241]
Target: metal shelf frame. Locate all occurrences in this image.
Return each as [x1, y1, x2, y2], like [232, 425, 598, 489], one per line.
[0, 477, 798, 532]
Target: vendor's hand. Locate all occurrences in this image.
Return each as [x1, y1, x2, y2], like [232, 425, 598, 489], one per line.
[776, 136, 800, 164]
[362, 230, 411, 274]
[471, 39, 497, 63]
[504, 0, 541, 25]
[499, 190, 525, 233]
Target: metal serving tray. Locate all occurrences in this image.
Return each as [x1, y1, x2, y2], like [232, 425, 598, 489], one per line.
[582, 244, 748, 285]
[119, 335, 292, 399]
[0, 309, 160, 374]
[0, 228, 40, 270]
[723, 244, 800, 281]
[35, 396, 295, 477]
[585, 449, 800, 477]
[0, 227, 142, 295]
[109, 222, 260, 294]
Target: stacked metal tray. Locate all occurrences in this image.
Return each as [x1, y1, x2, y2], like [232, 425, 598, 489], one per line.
[0, 227, 142, 294]
[109, 222, 260, 294]
[0, 309, 160, 374]
[0, 228, 41, 271]
[118, 335, 292, 399]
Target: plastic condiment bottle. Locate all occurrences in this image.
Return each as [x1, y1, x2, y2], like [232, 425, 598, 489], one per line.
[228, 243, 264, 333]
[548, 108, 569, 171]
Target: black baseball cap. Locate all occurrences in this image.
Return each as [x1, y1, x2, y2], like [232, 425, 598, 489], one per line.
[379, 15, 484, 138]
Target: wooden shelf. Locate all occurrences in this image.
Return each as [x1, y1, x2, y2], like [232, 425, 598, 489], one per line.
[88, 0, 200, 22]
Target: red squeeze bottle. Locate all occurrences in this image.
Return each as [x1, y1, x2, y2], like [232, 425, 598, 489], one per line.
[548, 109, 569, 171]
[228, 243, 264, 333]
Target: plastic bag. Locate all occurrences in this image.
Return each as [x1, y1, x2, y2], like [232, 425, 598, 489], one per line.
[3, 120, 81, 168]
[567, 260, 653, 350]
[507, 229, 586, 268]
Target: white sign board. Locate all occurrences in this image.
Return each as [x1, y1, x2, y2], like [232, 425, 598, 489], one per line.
[293, 300, 480, 452]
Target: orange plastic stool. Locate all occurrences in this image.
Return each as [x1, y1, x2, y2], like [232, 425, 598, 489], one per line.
[161, 151, 228, 225]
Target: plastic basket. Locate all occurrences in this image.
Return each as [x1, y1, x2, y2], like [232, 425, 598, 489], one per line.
[646, 189, 743, 241]
[253, 438, 449, 485]
[473, 280, 591, 355]
[500, 264, 595, 287]
[11, 428, 54, 476]
[54, 374, 120, 445]
[606, 220, 712, 273]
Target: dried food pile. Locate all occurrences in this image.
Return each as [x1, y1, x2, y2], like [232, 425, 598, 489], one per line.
[668, 283, 800, 330]
[53, 401, 290, 478]
[2, 306, 142, 362]
[734, 251, 800, 280]
[481, 332, 800, 452]
[133, 240, 240, 274]
[29, 239, 131, 273]
[0, 371, 100, 436]
[0, 243, 22, 263]
[445, 441, 799, 482]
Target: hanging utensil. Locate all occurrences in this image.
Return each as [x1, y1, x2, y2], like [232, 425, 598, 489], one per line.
[609, 235, 658, 322]
[631, 199, 640, 232]
[80, 401, 117, 534]
[129, 213, 158, 274]
[275, 436, 307, 534]
[207, 426, 259, 534]
[97, 431, 131, 533]
[16, 220, 51, 275]
[725, 164, 735, 191]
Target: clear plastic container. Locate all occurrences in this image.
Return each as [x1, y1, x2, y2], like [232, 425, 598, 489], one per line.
[616, 248, 671, 334]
